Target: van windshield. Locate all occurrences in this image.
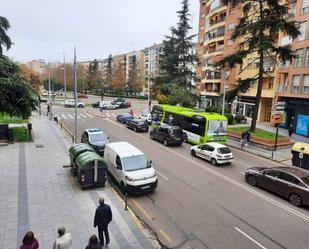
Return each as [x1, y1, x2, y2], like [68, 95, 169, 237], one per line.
[122, 155, 148, 171]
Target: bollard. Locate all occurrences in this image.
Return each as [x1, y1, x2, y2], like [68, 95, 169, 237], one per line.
[124, 191, 128, 211]
[60, 122, 63, 129]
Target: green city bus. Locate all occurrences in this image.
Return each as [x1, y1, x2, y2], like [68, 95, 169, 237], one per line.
[151, 104, 228, 144]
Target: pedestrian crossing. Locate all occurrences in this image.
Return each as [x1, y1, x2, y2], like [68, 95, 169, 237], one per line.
[56, 111, 128, 120]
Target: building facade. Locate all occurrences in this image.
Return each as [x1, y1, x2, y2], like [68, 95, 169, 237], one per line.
[25, 59, 47, 74]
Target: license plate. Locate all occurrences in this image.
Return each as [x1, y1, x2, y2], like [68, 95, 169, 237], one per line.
[141, 185, 150, 190]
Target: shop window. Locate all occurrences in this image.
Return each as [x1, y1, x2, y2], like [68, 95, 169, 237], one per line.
[292, 75, 300, 93]
[306, 48, 309, 67]
[297, 22, 307, 41]
[302, 0, 309, 14]
[295, 49, 303, 67]
[303, 75, 309, 93]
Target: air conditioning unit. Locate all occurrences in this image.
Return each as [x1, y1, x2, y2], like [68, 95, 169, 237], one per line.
[264, 67, 274, 72]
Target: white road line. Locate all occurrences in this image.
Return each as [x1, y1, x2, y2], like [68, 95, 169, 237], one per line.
[67, 114, 74, 119]
[61, 114, 68, 120]
[240, 172, 245, 175]
[111, 113, 117, 117]
[235, 227, 267, 249]
[85, 113, 93, 118]
[104, 118, 122, 128]
[77, 115, 81, 118]
[79, 113, 87, 118]
[156, 170, 169, 181]
[106, 113, 111, 117]
[131, 131, 309, 222]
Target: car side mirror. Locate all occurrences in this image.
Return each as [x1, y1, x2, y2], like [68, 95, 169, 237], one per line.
[147, 160, 152, 167]
[107, 136, 110, 140]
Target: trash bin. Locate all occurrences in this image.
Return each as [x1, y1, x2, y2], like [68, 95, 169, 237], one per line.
[291, 142, 309, 170]
[69, 143, 95, 176]
[7, 128, 14, 143]
[75, 151, 108, 189]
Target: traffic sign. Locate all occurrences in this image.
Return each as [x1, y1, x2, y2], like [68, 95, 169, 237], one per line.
[274, 113, 284, 124]
[272, 110, 284, 115]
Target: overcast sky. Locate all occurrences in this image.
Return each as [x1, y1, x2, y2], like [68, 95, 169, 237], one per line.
[2, 0, 199, 63]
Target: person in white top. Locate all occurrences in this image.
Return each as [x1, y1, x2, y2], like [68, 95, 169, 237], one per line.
[53, 227, 72, 249]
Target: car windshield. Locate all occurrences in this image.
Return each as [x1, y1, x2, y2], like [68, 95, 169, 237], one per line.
[218, 147, 231, 154]
[89, 133, 107, 142]
[122, 155, 148, 171]
[123, 114, 131, 118]
[301, 176, 309, 185]
[137, 121, 146, 125]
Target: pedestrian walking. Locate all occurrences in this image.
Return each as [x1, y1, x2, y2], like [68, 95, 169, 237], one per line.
[129, 109, 134, 116]
[288, 123, 293, 137]
[85, 235, 102, 249]
[20, 231, 39, 249]
[241, 130, 251, 149]
[53, 227, 72, 249]
[47, 103, 50, 116]
[94, 197, 112, 246]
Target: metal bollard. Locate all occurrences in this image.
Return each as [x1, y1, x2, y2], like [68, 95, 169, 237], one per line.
[124, 191, 128, 211]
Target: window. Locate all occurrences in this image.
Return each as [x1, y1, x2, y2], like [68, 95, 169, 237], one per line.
[278, 172, 296, 183]
[228, 23, 234, 30]
[303, 0, 309, 14]
[217, 26, 225, 36]
[264, 169, 280, 177]
[297, 22, 307, 41]
[306, 48, 309, 66]
[268, 78, 274, 89]
[303, 75, 309, 93]
[227, 39, 233, 46]
[295, 49, 303, 67]
[116, 156, 122, 169]
[292, 75, 300, 93]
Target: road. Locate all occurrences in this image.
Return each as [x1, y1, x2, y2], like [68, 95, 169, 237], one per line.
[48, 99, 309, 249]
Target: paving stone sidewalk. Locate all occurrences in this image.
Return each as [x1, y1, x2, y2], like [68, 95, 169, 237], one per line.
[0, 114, 155, 249]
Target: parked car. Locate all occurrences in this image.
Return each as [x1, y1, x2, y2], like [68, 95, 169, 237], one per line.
[150, 124, 184, 146]
[92, 101, 100, 108]
[64, 99, 85, 108]
[81, 128, 110, 155]
[78, 93, 88, 98]
[245, 166, 309, 207]
[116, 113, 134, 124]
[127, 119, 149, 132]
[138, 112, 152, 124]
[190, 142, 234, 165]
[112, 98, 131, 108]
[99, 101, 119, 110]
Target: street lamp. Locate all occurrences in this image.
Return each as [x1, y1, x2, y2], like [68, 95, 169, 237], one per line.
[222, 71, 230, 116]
[48, 64, 52, 121]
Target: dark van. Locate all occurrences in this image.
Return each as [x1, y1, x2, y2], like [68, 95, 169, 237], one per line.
[150, 124, 184, 146]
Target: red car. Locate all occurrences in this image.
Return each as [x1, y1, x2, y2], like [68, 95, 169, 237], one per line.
[78, 93, 88, 98]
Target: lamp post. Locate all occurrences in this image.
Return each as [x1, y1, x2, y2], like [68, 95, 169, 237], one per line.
[73, 47, 78, 143]
[63, 52, 67, 97]
[222, 71, 229, 116]
[48, 65, 52, 121]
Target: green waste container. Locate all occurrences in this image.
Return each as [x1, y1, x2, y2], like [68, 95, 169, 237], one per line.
[291, 142, 309, 170]
[75, 151, 108, 189]
[69, 143, 95, 176]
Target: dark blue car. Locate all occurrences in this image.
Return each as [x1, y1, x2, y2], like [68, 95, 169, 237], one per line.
[116, 113, 134, 124]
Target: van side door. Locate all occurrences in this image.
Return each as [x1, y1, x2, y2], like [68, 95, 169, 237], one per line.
[114, 155, 123, 183]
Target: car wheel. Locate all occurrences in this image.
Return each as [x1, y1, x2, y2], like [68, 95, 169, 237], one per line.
[191, 150, 196, 157]
[134, 127, 137, 132]
[247, 175, 257, 186]
[183, 134, 188, 143]
[150, 133, 154, 140]
[163, 139, 168, 146]
[289, 193, 302, 207]
[211, 158, 217, 166]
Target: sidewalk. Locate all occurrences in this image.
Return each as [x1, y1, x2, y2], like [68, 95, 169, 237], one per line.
[0, 113, 156, 249]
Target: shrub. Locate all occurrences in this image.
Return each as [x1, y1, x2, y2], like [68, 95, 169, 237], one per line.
[224, 113, 234, 125]
[235, 114, 246, 123]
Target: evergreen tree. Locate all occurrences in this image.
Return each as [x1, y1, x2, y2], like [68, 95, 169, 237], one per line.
[127, 55, 139, 95]
[158, 0, 196, 89]
[0, 16, 12, 55]
[215, 0, 299, 131]
[86, 59, 103, 98]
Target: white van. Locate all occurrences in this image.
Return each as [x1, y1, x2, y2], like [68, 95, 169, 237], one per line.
[104, 142, 158, 193]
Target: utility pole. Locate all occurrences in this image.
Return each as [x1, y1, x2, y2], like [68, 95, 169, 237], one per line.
[63, 52, 67, 97]
[222, 71, 229, 116]
[73, 47, 78, 143]
[48, 65, 52, 121]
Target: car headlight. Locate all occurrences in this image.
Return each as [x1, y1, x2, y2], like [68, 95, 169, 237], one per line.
[152, 172, 157, 178]
[125, 176, 135, 182]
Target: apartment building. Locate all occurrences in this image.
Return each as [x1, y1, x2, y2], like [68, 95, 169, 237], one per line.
[25, 59, 47, 74]
[274, 0, 309, 137]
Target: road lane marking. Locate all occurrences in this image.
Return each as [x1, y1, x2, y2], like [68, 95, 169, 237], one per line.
[240, 172, 245, 175]
[111, 113, 117, 117]
[104, 118, 122, 128]
[61, 114, 68, 119]
[131, 199, 152, 220]
[77, 114, 81, 118]
[235, 227, 267, 249]
[159, 229, 172, 242]
[79, 113, 87, 118]
[106, 113, 111, 117]
[85, 113, 93, 118]
[156, 170, 169, 181]
[67, 114, 74, 119]
[129, 131, 309, 222]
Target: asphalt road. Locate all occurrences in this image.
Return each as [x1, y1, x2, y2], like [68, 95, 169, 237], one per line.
[49, 100, 309, 249]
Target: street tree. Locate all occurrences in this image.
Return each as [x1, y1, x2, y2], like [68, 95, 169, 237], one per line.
[19, 64, 41, 95]
[158, 0, 196, 89]
[112, 62, 126, 93]
[127, 55, 139, 95]
[0, 16, 12, 55]
[86, 59, 104, 98]
[105, 54, 113, 90]
[215, 0, 300, 131]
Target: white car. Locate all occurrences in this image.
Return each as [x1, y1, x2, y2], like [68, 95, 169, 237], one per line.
[99, 101, 119, 110]
[64, 99, 85, 108]
[138, 112, 152, 124]
[190, 142, 233, 165]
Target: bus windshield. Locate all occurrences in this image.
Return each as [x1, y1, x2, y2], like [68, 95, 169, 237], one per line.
[208, 120, 227, 136]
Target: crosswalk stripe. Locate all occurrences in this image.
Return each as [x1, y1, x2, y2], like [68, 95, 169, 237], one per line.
[67, 114, 74, 119]
[79, 113, 87, 118]
[85, 113, 93, 118]
[106, 113, 111, 117]
[112, 113, 117, 117]
[77, 115, 82, 118]
[61, 114, 68, 120]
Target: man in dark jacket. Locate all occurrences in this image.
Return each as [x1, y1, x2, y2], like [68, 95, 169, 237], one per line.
[94, 198, 112, 246]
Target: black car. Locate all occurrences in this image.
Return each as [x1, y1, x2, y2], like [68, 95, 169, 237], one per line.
[245, 166, 309, 207]
[127, 119, 149, 132]
[150, 124, 184, 146]
[92, 101, 100, 108]
[81, 128, 110, 155]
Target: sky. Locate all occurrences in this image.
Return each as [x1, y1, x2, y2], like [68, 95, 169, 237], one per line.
[1, 0, 199, 63]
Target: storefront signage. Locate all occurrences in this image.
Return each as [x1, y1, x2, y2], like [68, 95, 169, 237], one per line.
[295, 114, 309, 137]
[288, 99, 309, 106]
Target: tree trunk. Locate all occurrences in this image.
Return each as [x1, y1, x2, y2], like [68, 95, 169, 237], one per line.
[250, 1, 264, 132]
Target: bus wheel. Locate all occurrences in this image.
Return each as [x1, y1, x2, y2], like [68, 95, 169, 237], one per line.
[211, 158, 217, 166]
[191, 150, 196, 157]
